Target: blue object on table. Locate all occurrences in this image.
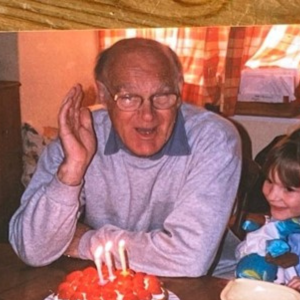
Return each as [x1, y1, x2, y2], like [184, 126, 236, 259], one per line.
[236, 253, 278, 282]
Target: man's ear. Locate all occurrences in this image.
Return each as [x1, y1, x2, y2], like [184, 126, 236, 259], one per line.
[96, 80, 108, 108]
[177, 79, 184, 108]
[178, 77, 184, 93]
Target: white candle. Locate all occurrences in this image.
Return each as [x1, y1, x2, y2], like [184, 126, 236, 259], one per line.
[118, 239, 127, 274]
[104, 241, 116, 281]
[94, 245, 105, 285]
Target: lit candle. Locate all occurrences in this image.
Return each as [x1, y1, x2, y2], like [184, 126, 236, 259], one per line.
[94, 245, 105, 285]
[104, 241, 116, 281]
[118, 239, 127, 274]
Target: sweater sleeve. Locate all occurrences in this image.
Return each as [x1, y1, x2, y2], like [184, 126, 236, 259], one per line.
[78, 117, 242, 277]
[9, 140, 83, 266]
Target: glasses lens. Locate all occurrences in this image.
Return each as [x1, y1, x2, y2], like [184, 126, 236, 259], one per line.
[116, 95, 142, 111]
[153, 94, 178, 109]
[114, 93, 179, 111]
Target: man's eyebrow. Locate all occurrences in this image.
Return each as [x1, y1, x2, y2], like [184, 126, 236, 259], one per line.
[111, 81, 177, 93]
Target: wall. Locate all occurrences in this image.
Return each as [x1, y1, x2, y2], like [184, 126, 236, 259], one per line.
[0, 32, 19, 81]
[231, 114, 300, 158]
[14, 29, 300, 157]
[19, 30, 99, 133]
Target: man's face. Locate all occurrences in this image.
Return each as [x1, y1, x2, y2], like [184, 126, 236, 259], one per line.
[102, 50, 181, 157]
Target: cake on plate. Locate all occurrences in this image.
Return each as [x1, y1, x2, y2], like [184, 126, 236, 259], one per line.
[51, 265, 168, 300]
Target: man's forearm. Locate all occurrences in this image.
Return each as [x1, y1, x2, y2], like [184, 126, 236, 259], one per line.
[9, 176, 82, 266]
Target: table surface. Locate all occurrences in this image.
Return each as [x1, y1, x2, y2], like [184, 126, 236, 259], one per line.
[0, 243, 228, 300]
[0, 0, 299, 31]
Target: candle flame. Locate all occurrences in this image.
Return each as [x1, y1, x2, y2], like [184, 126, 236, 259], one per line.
[105, 241, 113, 252]
[94, 245, 103, 259]
[118, 239, 125, 248]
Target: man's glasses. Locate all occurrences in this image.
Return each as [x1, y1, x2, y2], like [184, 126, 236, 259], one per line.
[106, 86, 180, 112]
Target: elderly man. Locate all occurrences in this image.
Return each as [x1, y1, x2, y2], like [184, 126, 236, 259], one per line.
[9, 38, 241, 277]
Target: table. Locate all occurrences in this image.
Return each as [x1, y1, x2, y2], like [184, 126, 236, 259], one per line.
[0, 243, 228, 300]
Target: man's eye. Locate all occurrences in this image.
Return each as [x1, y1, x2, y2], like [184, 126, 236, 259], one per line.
[120, 95, 132, 101]
[119, 95, 139, 102]
[154, 95, 169, 103]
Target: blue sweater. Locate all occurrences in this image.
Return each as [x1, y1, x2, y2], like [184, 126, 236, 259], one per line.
[9, 103, 241, 277]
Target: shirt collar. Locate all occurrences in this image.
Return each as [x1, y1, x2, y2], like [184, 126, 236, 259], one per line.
[104, 108, 191, 158]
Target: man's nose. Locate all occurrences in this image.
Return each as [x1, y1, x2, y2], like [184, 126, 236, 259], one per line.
[139, 99, 155, 120]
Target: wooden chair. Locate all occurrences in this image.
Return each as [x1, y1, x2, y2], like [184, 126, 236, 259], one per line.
[208, 158, 262, 275]
[230, 158, 262, 240]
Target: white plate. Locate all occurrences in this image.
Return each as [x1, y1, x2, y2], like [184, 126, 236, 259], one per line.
[45, 289, 179, 300]
[168, 290, 180, 300]
[221, 278, 300, 300]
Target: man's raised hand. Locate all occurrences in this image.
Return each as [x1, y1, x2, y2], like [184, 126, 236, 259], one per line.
[57, 84, 96, 186]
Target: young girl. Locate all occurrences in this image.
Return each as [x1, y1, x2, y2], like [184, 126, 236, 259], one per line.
[235, 127, 300, 291]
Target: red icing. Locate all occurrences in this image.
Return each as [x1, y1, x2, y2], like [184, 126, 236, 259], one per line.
[56, 266, 165, 300]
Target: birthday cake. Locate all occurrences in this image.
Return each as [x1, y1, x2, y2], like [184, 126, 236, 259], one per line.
[52, 265, 168, 300]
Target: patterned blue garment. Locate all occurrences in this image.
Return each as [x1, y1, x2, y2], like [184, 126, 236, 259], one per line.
[236, 218, 300, 284]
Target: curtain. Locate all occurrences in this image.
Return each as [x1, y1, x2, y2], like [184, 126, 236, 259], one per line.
[98, 26, 293, 116]
[223, 26, 271, 115]
[245, 25, 300, 69]
[97, 27, 230, 110]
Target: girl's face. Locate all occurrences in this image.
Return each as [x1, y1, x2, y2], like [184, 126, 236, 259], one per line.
[263, 170, 300, 220]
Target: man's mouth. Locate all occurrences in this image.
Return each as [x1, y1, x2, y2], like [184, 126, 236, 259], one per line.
[136, 127, 156, 137]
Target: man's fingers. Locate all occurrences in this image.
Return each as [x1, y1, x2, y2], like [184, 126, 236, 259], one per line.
[61, 84, 83, 110]
[62, 85, 76, 105]
[59, 97, 72, 130]
[74, 84, 83, 110]
[59, 86, 77, 122]
[72, 84, 84, 130]
[80, 108, 96, 153]
[80, 108, 93, 129]
[59, 84, 84, 131]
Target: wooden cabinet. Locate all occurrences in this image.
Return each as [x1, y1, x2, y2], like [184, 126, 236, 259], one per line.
[0, 81, 24, 241]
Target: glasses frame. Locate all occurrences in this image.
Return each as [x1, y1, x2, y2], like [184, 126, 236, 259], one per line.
[105, 85, 181, 112]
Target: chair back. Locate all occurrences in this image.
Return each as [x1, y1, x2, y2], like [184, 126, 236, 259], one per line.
[231, 158, 262, 240]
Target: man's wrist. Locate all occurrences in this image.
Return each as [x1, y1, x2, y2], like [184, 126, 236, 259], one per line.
[57, 162, 86, 186]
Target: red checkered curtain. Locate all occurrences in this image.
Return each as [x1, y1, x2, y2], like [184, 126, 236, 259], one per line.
[245, 25, 300, 69]
[97, 27, 230, 108]
[223, 26, 271, 115]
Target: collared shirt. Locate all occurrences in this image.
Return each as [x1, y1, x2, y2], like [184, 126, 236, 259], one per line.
[104, 108, 191, 159]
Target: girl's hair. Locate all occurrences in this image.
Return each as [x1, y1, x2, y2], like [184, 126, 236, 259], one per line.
[262, 128, 300, 188]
